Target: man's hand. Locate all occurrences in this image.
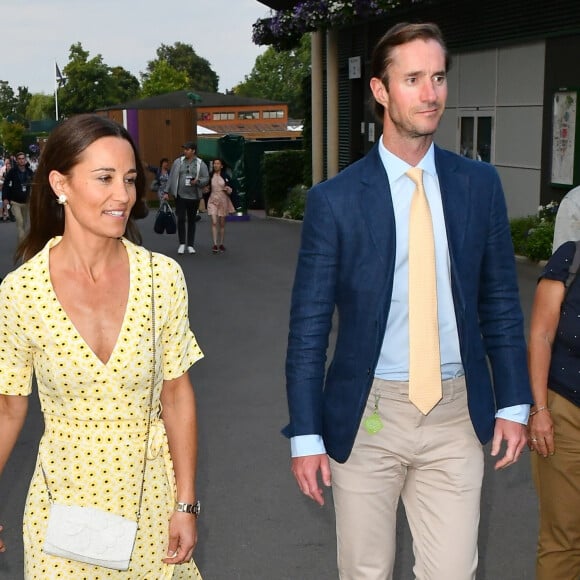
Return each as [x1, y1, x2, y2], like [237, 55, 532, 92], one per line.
[0, 524, 6, 553]
[490, 418, 528, 470]
[291, 454, 332, 506]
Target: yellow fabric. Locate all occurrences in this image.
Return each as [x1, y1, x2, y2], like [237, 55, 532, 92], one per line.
[0, 237, 203, 579]
[407, 168, 442, 414]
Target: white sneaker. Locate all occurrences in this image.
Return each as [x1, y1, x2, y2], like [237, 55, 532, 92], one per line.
[177, 244, 185, 254]
[187, 246, 196, 254]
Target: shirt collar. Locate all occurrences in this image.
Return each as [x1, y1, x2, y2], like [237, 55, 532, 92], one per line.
[378, 137, 436, 184]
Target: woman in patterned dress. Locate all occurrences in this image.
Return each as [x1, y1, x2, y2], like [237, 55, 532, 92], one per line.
[207, 159, 235, 254]
[0, 114, 203, 578]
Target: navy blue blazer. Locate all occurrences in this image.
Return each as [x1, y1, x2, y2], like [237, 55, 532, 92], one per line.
[284, 143, 532, 463]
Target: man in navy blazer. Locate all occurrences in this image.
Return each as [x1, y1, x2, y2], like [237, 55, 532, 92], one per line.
[285, 22, 532, 579]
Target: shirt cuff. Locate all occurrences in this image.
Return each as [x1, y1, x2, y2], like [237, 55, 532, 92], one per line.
[290, 434, 327, 457]
[495, 404, 530, 425]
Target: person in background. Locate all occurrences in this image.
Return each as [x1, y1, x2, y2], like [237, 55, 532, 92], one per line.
[2, 152, 33, 241]
[207, 158, 235, 254]
[0, 114, 203, 579]
[164, 142, 209, 255]
[527, 239, 580, 579]
[0, 158, 11, 221]
[552, 184, 580, 251]
[285, 22, 531, 579]
[146, 157, 171, 202]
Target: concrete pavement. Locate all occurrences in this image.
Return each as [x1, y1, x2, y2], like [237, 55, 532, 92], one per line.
[0, 211, 541, 579]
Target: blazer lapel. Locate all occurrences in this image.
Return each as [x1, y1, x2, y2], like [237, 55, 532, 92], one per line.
[435, 146, 470, 258]
[359, 144, 396, 267]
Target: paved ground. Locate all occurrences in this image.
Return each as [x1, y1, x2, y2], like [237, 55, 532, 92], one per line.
[0, 210, 542, 579]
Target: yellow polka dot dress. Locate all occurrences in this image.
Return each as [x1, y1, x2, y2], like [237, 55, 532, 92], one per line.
[0, 237, 203, 579]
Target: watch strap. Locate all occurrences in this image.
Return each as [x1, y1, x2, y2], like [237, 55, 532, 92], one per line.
[176, 500, 200, 517]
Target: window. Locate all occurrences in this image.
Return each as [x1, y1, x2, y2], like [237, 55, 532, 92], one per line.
[238, 111, 259, 120]
[459, 114, 493, 162]
[212, 112, 235, 121]
[263, 110, 284, 119]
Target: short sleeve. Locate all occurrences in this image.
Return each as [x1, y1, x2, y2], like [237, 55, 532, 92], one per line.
[539, 241, 577, 284]
[0, 273, 34, 396]
[154, 254, 203, 380]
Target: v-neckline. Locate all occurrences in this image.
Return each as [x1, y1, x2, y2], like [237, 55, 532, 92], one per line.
[46, 237, 135, 367]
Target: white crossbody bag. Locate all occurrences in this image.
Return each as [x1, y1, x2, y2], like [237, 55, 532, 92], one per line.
[42, 252, 157, 571]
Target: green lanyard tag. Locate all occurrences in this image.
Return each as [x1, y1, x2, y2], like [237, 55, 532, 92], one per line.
[364, 394, 383, 434]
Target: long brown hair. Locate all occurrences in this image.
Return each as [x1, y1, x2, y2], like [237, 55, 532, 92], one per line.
[369, 22, 450, 121]
[16, 114, 147, 262]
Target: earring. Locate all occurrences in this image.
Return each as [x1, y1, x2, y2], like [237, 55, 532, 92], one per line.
[57, 194, 67, 205]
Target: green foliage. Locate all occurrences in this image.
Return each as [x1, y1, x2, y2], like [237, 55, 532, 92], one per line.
[509, 201, 558, 262]
[234, 35, 310, 118]
[109, 66, 140, 104]
[526, 222, 555, 262]
[0, 119, 25, 153]
[58, 43, 140, 117]
[143, 42, 218, 93]
[510, 216, 538, 256]
[0, 81, 16, 118]
[26, 94, 55, 121]
[262, 150, 305, 216]
[140, 61, 190, 97]
[13, 86, 31, 124]
[283, 185, 308, 220]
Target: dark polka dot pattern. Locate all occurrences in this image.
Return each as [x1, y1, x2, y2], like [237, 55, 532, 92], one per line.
[0, 237, 203, 579]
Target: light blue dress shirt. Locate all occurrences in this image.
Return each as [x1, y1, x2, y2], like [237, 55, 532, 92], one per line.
[290, 141, 528, 457]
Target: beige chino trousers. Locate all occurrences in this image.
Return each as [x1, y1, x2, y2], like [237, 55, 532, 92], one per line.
[11, 201, 29, 244]
[330, 376, 484, 580]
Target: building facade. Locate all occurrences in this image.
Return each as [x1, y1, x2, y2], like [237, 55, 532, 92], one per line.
[257, 0, 580, 217]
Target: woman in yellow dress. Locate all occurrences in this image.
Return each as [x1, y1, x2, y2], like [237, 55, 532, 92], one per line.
[0, 114, 203, 578]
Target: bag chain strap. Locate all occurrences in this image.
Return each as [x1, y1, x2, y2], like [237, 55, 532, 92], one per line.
[136, 251, 157, 520]
[41, 251, 157, 524]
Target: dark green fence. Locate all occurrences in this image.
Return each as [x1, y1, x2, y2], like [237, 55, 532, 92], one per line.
[198, 135, 303, 210]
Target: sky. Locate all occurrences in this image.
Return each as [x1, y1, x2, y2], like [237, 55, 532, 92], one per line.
[4, 0, 272, 95]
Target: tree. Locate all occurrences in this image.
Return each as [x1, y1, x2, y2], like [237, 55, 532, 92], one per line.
[0, 81, 16, 119]
[234, 35, 310, 118]
[0, 119, 25, 153]
[141, 60, 190, 97]
[58, 43, 140, 117]
[109, 66, 140, 104]
[144, 42, 219, 93]
[14, 86, 32, 124]
[26, 94, 55, 121]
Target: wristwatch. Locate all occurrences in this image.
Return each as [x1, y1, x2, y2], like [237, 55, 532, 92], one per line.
[176, 500, 201, 518]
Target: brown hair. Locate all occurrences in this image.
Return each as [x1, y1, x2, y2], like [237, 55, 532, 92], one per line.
[17, 114, 147, 262]
[369, 22, 450, 121]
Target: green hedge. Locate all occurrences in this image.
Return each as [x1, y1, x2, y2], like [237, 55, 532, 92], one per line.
[262, 150, 305, 217]
[509, 202, 558, 262]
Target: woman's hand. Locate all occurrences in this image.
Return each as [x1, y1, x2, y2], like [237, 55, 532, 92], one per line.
[528, 409, 554, 457]
[0, 524, 6, 553]
[162, 511, 197, 565]
[225, 186, 232, 195]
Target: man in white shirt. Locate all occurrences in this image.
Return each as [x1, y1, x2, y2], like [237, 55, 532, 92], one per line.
[284, 22, 532, 580]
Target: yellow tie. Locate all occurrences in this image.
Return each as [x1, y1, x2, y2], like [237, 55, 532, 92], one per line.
[407, 167, 442, 414]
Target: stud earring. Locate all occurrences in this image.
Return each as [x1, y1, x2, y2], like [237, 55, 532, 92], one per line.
[57, 194, 67, 205]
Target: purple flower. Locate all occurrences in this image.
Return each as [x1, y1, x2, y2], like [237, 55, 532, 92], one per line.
[252, 0, 418, 49]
